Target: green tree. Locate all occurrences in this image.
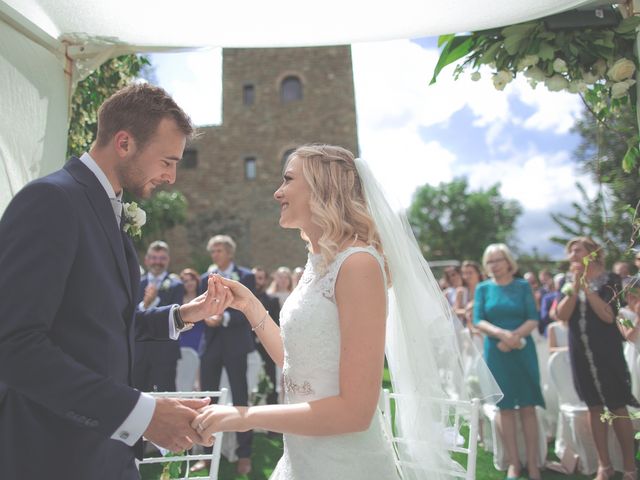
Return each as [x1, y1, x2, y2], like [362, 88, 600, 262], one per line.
[408, 177, 522, 262]
[132, 191, 188, 250]
[67, 54, 151, 158]
[550, 106, 640, 265]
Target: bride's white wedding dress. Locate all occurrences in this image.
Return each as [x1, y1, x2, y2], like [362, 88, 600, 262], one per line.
[269, 245, 400, 480]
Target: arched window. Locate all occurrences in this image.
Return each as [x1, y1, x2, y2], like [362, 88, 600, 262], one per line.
[280, 76, 302, 103]
[243, 84, 255, 106]
[244, 156, 257, 180]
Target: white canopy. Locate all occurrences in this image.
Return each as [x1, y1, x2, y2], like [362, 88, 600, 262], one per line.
[0, 0, 596, 214]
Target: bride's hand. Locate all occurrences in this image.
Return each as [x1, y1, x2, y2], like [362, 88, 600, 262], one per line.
[211, 274, 260, 314]
[192, 404, 248, 444]
[179, 275, 232, 323]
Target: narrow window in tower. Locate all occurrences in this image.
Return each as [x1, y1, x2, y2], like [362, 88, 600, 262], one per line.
[181, 149, 198, 169]
[280, 76, 302, 103]
[245, 156, 257, 180]
[243, 84, 255, 105]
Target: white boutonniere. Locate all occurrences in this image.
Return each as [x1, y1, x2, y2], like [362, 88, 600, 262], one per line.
[231, 271, 240, 281]
[160, 278, 172, 291]
[122, 202, 146, 238]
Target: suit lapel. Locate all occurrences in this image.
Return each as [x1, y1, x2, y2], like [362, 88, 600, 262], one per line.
[65, 157, 132, 301]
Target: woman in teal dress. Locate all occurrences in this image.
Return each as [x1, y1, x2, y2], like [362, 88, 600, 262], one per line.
[473, 243, 545, 480]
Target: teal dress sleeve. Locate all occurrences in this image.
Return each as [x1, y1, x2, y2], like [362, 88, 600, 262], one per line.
[472, 282, 486, 326]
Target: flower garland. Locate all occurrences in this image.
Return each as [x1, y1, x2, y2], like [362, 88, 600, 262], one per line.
[432, 11, 640, 172]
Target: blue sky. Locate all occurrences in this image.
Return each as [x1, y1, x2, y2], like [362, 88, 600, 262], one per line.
[150, 38, 596, 259]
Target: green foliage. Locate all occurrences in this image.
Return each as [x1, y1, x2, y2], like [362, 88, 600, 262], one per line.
[67, 55, 151, 158]
[129, 190, 188, 249]
[550, 183, 638, 266]
[408, 178, 522, 261]
[431, 11, 640, 170]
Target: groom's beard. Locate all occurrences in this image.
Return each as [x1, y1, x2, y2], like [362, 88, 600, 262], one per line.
[117, 154, 153, 199]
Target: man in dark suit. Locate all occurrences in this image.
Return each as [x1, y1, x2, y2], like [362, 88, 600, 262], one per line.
[192, 235, 256, 475]
[252, 266, 281, 406]
[135, 240, 184, 392]
[0, 84, 225, 479]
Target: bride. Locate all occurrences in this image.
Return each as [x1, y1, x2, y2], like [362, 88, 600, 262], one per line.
[193, 144, 499, 479]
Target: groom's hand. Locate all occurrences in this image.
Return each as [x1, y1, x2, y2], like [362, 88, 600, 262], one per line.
[180, 276, 232, 324]
[143, 397, 211, 452]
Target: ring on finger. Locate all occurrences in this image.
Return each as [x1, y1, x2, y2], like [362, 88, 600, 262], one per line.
[197, 422, 204, 432]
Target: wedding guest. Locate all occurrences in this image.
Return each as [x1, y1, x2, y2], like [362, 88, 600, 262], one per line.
[539, 273, 564, 335]
[461, 260, 484, 328]
[192, 235, 255, 475]
[178, 268, 205, 354]
[556, 237, 638, 480]
[538, 269, 554, 297]
[267, 266, 294, 308]
[618, 277, 640, 403]
[444, 265, 468, 324]
[134, 241, 184, 393]
[252, 266, 281, 406]
[524, 271, 542, 311]
[613, 261, 632, 280]
[474, 244, 544, 480]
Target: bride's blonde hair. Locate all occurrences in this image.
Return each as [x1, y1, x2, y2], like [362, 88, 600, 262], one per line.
[286, 144, 382, 268]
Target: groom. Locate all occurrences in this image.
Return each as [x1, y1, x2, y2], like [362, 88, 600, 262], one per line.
[0, 84, 220, 479]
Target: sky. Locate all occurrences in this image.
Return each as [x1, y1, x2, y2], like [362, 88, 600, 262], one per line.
[149, 37, 597, 259]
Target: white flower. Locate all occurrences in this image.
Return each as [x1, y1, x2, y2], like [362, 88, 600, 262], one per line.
[492, 70, 512, 91]
[607, 58, 636, 82]
[122, 202, 146, 238]
[552, 58, 568, 73]
[160, 278, 172, 291]
[545, 74, 569, 92]
[592, 59, 607, 77]
[470, 71, 481, 81]
[611, 79, 636, 99]
[581, 70, 599, 85]
[567, 81, 588, 94]
[517, 54, 539, 71]
[524, 66, 546, 82]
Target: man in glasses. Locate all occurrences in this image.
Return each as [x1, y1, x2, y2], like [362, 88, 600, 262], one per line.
[135, 240, 185, 393]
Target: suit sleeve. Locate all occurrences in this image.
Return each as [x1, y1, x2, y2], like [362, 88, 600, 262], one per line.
[0, 182, 139, 437]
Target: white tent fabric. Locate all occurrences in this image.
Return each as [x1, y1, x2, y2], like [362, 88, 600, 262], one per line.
[0, 0, 596, 214]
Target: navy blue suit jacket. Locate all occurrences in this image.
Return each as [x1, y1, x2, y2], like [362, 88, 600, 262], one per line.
[200, 265, 255, 356]
[136, 273, 184, 364]
[0, 157, 174, 479]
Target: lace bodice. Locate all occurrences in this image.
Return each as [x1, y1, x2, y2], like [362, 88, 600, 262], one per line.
[271, 245, 399, 480]
[279, 245, 386, 403]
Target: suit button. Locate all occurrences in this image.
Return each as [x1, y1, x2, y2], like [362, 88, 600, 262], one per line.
[119, 431, 130, 440]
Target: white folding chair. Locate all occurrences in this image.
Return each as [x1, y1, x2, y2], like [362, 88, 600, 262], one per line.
[548, 351, 626, 475]
[480, 402, 547, 471]
[138, 389, 228, 480]
[380, 389, 481, 480]
[175, 347, 200, 392]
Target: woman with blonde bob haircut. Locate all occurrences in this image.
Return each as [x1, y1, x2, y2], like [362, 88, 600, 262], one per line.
[474, 243, 544, 480]
[192, 144, 500, 480]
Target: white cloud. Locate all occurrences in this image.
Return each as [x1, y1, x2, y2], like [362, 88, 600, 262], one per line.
[150, 49, 222, 126]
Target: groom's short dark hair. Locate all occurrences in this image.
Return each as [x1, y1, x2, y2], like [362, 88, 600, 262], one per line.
[95, 83, 194, 150]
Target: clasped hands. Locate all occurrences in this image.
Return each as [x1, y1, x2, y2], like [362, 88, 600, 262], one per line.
[143, 275, 242, 452]
[497, 330, 525, 352]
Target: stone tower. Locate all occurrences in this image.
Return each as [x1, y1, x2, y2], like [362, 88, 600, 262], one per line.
[167, 46, 358, 273]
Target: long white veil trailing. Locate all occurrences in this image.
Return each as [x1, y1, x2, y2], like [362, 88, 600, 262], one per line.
[354, 158, 502, 480]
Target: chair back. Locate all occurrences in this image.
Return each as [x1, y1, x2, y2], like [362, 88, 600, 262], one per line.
[548, 351, 582, 406]
[380, 389, 480, 480]
[138, 389, 228, 480]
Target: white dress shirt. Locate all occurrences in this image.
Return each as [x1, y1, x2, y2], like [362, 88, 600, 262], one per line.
[79, 153, 180, 446]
